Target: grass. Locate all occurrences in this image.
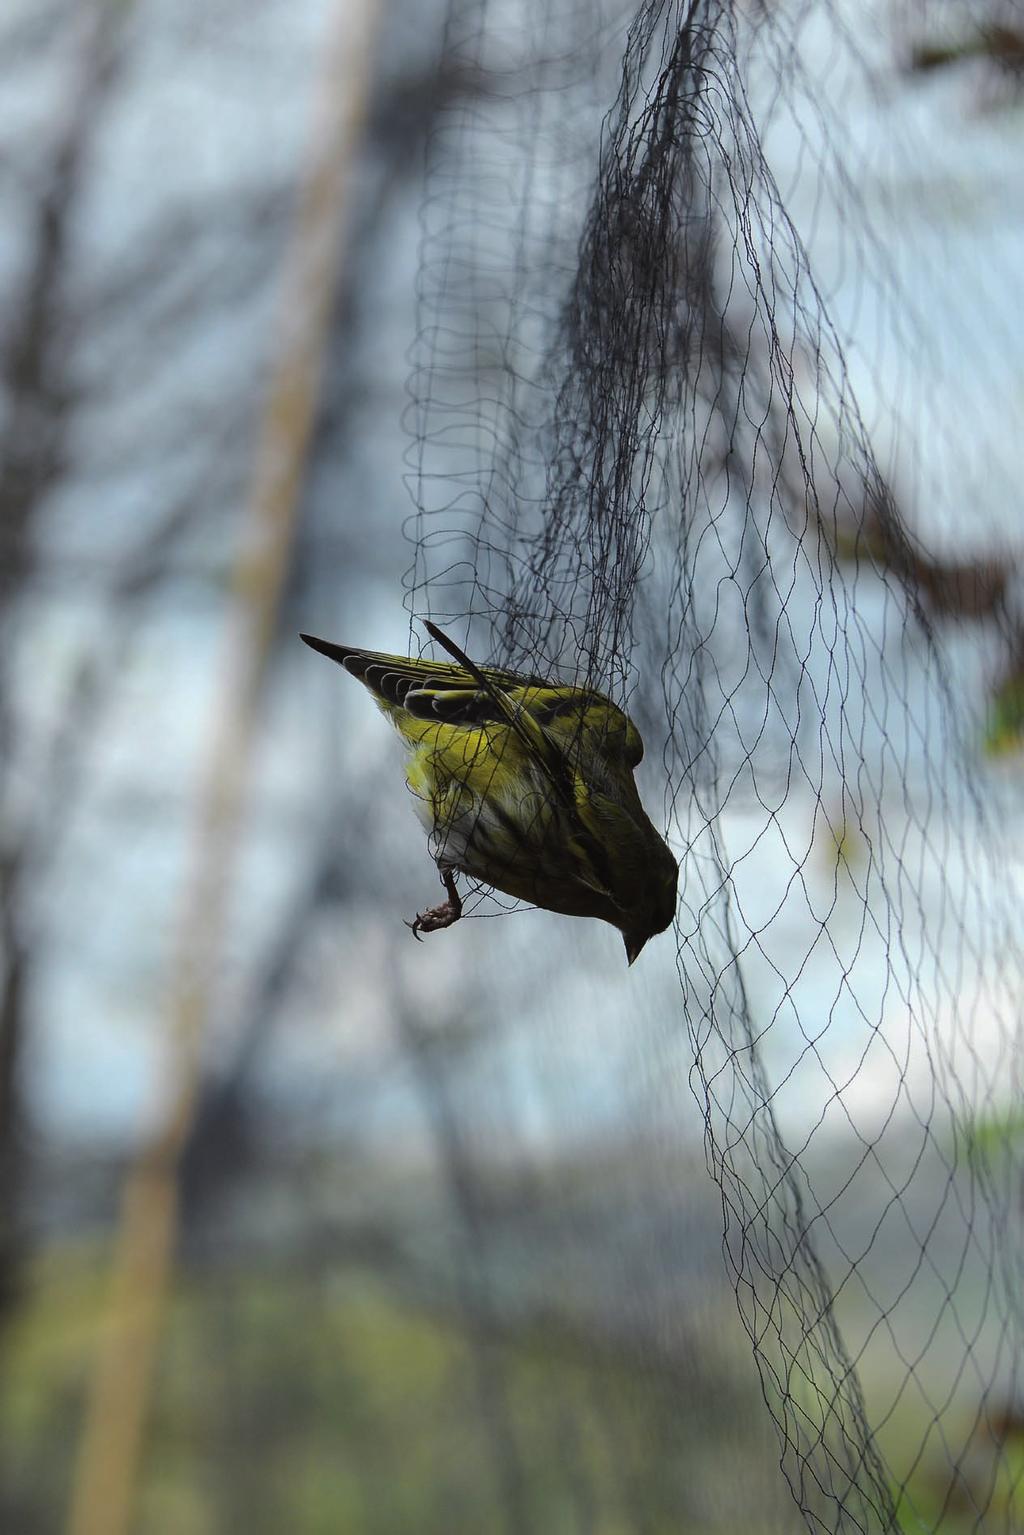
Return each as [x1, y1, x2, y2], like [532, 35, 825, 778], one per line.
[1, 1238, 1019, 1532]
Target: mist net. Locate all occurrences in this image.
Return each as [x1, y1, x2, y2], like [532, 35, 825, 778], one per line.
[403, 0, 1024, 1528]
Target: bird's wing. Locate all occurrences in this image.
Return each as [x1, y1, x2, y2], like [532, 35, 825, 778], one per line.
[299, 632, 544, 714]
[420, 623, 644, 770]
[521, 689, 645, 769]
[301, 628, 575, 803]
[300, 627, 642, 804]
[420, 622, 580, 807]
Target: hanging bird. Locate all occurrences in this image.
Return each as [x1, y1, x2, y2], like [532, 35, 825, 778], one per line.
[300, 622, 678, 964]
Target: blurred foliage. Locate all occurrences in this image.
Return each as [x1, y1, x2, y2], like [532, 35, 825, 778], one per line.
[984, 669, 1024, 757]
[2, 1241, 1020, 1532]
[964, 1104, 1024, 1166]
[0, 1246, 795, 1535]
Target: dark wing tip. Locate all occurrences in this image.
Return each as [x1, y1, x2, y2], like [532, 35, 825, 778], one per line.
[423, 620, 487, 684]
[424, 619, 466, 665]
[299, 632, 350, 665]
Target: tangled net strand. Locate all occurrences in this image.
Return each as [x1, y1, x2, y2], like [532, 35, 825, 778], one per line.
[404, 0, 1024, 1528]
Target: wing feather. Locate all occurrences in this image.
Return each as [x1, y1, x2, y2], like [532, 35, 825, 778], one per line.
[300, 628, 644, 776]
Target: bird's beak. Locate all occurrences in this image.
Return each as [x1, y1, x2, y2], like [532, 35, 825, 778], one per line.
[623, 932, 647, 967]
[300, 633, 347, 665]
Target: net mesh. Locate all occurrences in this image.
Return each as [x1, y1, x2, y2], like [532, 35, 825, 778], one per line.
[403, 0, 1024, 1528]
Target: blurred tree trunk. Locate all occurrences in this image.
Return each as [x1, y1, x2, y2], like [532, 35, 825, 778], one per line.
[174, 46, 491, 1231]
[66, 4, 382, 1531]
[0, 3, 123, 1324]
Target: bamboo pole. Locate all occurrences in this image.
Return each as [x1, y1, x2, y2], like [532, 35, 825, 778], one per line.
[65, 6, 380, 1532]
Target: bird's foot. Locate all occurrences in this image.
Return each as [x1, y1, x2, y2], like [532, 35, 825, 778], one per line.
[406, 870, 462, 940]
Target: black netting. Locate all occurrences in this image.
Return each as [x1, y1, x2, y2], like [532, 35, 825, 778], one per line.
[402, 0, 1024, 1528]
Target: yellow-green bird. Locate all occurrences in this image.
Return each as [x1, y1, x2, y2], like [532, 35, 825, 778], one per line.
[300, 622, 678, 964]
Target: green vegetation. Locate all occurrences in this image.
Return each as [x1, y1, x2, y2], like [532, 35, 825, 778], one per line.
[0, 1246, 791, 1534]
[2, 1243, 1020, 1532]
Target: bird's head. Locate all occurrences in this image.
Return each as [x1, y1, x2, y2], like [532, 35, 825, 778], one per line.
[621, 835, 679, 966]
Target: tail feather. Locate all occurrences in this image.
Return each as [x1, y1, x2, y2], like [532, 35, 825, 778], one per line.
[299, 633, 360, 669]
[301, 626, 573, 808]
[300, 633, 436, 709]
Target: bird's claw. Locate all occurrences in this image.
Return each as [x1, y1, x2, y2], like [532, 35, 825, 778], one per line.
[406, 900, 461, 938]
[406, 872, 462, 940]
